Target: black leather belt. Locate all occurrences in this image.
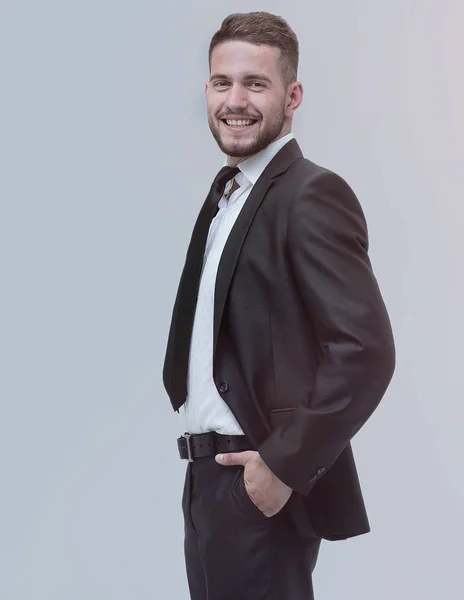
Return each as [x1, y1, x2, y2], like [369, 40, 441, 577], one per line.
[177, 432, 253, 461]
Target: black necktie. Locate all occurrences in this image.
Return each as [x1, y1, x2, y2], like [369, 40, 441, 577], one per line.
[163, 165, 240, 410]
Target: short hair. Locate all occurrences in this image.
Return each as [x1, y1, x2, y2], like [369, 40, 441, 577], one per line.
[208, 12, 299, 88]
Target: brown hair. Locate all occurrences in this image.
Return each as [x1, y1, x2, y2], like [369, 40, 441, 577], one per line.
[208, 12, 299, 88]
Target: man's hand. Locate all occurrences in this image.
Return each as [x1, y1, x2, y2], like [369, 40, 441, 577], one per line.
[215, 450, 293, 517]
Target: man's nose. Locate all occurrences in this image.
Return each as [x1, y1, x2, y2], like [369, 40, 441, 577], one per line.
[226, 84, 248, 109]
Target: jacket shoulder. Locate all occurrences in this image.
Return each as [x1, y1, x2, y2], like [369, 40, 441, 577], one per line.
[290, 156, 354, 191]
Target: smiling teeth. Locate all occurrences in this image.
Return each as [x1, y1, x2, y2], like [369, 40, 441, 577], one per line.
[226, 119, 254, 126]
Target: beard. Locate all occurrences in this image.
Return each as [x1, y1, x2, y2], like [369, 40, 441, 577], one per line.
[207, 104, 287, 158]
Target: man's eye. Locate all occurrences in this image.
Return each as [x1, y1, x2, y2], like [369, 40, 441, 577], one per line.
[214, 81, 264, 88]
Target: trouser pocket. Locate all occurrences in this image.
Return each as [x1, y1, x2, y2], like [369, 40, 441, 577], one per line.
[231, 466, 280, 523]
[182, 462, 196, 532]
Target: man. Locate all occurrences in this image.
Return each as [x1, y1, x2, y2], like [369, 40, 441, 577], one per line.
[162, 11, 395, 600]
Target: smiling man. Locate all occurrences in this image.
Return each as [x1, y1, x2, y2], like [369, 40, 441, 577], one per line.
[162, 11, 395, 600]
[207, 42, 293, 160]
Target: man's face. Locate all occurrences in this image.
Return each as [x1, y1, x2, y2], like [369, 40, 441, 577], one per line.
[206, 41, 294, 162]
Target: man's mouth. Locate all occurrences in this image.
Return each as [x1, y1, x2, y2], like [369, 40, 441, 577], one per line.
[221, 118, 258, 131]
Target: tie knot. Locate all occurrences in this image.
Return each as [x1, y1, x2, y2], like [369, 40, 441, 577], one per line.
[213, 166, 240, 190]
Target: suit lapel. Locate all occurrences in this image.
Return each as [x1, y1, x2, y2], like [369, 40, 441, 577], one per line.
[212, 138, 303, 361]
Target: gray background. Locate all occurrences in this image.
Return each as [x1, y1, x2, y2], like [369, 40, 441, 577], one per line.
[1, 1, 463, 598]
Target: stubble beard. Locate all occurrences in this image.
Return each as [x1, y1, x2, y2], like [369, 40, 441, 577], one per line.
[208, 107, 287, 159]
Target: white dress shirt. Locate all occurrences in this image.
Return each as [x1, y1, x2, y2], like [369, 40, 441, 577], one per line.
[178, 131, 295, 435]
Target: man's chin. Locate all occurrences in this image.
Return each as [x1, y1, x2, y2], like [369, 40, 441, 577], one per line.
[221, 147, 253, 158]
[217, 138, 259, 158]
[209, 124, 268, 157]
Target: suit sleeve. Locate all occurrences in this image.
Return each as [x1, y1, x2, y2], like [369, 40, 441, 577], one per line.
[257, 171, 396, 496]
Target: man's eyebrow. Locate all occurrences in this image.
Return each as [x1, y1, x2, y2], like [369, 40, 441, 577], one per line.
[210, 73, 273, 83]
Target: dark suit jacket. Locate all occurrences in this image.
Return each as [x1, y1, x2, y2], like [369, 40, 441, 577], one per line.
[162, 138, 396, 540]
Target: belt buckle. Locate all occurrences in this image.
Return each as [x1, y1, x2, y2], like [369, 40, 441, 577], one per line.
[183, 432, 194, 462]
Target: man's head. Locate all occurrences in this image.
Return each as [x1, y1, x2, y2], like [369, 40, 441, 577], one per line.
[206, 12, 303, 166]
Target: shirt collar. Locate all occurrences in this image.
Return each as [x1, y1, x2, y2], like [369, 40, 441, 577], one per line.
[222, 131, 295, 186]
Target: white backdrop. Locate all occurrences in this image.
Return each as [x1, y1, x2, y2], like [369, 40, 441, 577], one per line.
[1, 1, 463, 598]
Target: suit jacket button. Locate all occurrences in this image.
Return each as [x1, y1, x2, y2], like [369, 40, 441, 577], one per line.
[218, 382, 229, 393]
[309, 475, 317, 483]
[317, 467, 326, 475]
